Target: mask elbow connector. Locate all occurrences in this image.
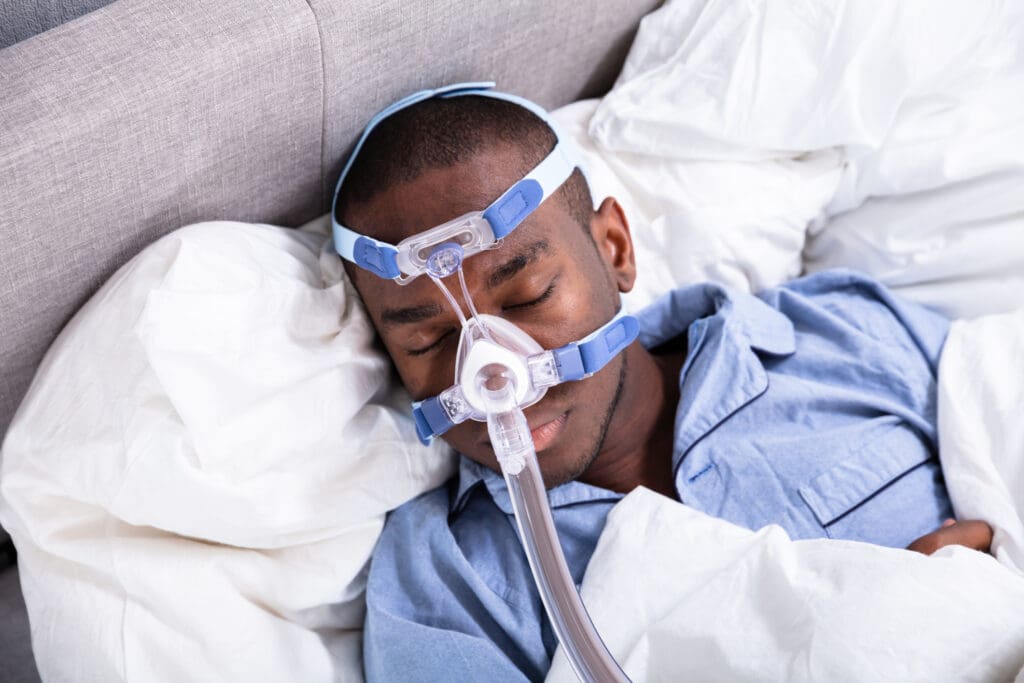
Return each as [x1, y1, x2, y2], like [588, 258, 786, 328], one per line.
[476, 366, 532, 475]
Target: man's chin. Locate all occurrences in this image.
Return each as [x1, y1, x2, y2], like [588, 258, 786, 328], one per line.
[535, 445, 599, 489]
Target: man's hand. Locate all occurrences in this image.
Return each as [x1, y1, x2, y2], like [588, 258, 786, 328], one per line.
[907, 518, 993, 555]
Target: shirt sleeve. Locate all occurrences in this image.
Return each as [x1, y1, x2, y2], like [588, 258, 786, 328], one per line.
[363, 488, 545, 682]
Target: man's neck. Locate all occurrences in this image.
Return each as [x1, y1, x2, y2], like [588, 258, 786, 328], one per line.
[578, 341, 685, 499]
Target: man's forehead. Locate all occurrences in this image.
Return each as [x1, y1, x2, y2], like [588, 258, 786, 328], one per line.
[345, 143, 531, 245]
[358, 212, 562, 308]
[341, 141, 583, 311]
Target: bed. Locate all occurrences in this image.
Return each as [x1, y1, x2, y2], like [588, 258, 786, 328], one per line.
[3, 0, 1024, 681]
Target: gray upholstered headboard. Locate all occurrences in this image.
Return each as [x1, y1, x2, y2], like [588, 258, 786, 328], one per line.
[0, 0, 661, 440]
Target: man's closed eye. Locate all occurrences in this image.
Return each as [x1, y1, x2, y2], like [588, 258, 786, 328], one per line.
[504, 281, 556, 312]
[406, 328, 456, 357]
[406, 279, 558, 356]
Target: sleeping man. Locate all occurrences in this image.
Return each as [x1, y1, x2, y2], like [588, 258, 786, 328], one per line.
[330, 85, 993, 681]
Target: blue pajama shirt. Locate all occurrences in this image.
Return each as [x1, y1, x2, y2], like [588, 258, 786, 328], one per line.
[363, 270, 954, 682]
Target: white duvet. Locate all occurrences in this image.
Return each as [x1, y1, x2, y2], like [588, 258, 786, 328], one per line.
[547, 309, 1024, 682]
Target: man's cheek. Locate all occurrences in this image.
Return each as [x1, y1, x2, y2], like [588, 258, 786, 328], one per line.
[444, 424, 497, 466]
[390, 353, 452, 401]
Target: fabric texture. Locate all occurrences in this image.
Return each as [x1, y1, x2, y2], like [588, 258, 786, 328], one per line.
[939, 308, 1024, 573]
[590, 0, 1024, 320]
[546, 307, 1024, 681]
[0, 0, 117, 48]
[363, 269, 954, 682]
[552, 99, 842, 305]
[547, 487, 1024, 682]
[0, 566, 36, 683]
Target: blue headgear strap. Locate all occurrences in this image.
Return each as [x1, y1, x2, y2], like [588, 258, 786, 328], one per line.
[331, 81, 581, 280]
[411, 313, 640, 444]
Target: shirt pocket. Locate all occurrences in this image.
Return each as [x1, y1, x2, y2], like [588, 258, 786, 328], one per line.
[797, 421, 950, 547]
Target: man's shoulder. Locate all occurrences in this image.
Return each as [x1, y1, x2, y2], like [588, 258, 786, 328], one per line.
[760, 269, 920, 331]
[373, 471, 508, 571]
[364, 476, 544, 683]
[763, 268, 889, 302]
[367, 483, 456, 605]
[758, 268, 949, 368]
[367, 470, 540, 629]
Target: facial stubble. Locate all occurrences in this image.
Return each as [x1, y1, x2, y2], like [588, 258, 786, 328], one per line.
[553, 351, 629, 487]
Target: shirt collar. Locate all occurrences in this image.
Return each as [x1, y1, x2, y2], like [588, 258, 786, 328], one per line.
[654, 282, 795, 473]
[449, 282, 796, 515]
[634, 282, 795, 356]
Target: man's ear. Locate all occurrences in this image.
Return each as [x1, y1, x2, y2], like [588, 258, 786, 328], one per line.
[589, 197, 636, 294]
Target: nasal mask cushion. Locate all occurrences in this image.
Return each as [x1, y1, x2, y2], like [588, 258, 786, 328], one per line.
[411, 271, 639, 445]
[456, 315, 545, 416]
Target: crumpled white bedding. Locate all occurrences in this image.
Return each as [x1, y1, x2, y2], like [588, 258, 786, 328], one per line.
[547, 309, 1024, 682]
[939, 310, 1024, 574]
[0, 222, 456, 682]
[591, 0, 1024, 320]
[553, 100, 842, 306]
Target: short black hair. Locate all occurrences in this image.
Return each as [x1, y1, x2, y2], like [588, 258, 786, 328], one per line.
[334, 94, 592, 232]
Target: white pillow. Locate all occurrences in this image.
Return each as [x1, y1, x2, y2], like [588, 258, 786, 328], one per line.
[801, 64, 1024, 319]
[552, 100, 842, 306]
[590, 0, 997, 160]
[588, 0, 1024, 319]
[0, 221, 455, 682]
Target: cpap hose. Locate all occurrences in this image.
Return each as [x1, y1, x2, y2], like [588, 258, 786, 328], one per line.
[478, 368, 629, 683]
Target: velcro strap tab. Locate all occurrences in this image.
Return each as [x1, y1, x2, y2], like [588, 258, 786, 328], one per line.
[354, 236, 401, 279]
[552, 345, 586, 382]
[412, 397, 454, 445]
[578, 315, 639, 375]
[482, 178, 543, 239]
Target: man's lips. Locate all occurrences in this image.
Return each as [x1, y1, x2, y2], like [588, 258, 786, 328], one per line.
[480, 408, 571, 453]
[528, 412, 569, 452]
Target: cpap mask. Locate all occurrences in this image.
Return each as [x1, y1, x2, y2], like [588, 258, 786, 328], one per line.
[332, 82, 631, 683]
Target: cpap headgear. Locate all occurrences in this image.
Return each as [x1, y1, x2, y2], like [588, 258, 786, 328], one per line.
[332, 82, 639, 445]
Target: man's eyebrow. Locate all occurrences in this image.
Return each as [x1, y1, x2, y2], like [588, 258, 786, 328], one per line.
[379, 302, 445, 328]
[487, 240, 551, 289]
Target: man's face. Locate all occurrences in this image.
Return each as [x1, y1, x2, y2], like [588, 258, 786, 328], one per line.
[347, 144, 635, 487]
